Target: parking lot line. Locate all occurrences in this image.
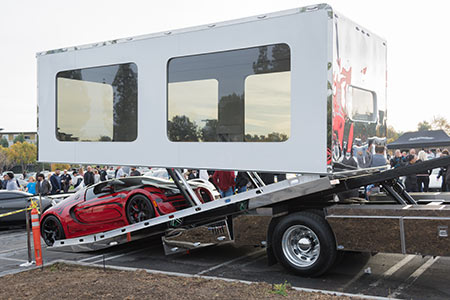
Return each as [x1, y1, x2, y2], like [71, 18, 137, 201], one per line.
[87, 248, 149, 265]
[0, 256, 28, 263]
[369, 254, 415, 287]
[196, 248, 265, 275]
[388, 256, 439, 298]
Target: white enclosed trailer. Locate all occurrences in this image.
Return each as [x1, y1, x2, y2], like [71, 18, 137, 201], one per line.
[37, 4, 450, 277]
[37, 3, 386, 174]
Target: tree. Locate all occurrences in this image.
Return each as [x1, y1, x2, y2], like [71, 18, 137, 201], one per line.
[387, 125, 402, 144]
[113, 64, 138, 141]
[167, 115, 199, 141]
[0, 146, 13, 172]
[417, 120, 432, 131]
[0, 138, 8, 148]
[200, 119, 218, 142]
[13, 133, 25, 144]
[8, 142, 37, 172]
[51, 163, 71, 171]
[431, 115, 450, 135]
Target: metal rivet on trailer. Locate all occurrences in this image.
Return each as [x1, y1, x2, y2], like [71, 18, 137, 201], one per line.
[171, 247, 179, 252]
[356, 26, 360, 31]
[207, 24, 216, 28]
[193, 242, 201, 247]
[217, 236, 226, 241]
[164, 31, 172, 35]
[109, 241, 118, 246]
[257, 15, 267, 19]
[361, 30, 366, 34]
[366, 33, 370, 37]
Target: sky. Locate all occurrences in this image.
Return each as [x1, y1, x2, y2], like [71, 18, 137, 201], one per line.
[0, 0, 449, 134]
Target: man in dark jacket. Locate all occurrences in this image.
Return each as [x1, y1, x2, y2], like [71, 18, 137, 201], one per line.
[100, 166, 108, 181]
[36, 173, 51, 195]
[50, 169, 62, 194]
[60, 169, 72, 193]
[84, 166, 95, 187]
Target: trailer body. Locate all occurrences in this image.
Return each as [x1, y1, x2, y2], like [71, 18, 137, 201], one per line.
[36, 4, 450, 277]
[37, 4, 386, 174]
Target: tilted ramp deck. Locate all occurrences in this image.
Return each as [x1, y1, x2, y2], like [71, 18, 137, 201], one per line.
[48, 156, 450, 252]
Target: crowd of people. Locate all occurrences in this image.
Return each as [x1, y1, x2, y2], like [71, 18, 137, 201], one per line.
[0, 165, 144, 196]
[389, 148, 449, 192]
[1, 147, 449, 197]
[340, 140, 450, 193]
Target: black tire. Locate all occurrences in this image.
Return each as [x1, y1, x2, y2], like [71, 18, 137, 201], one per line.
[41, 215, 66, 246]
[272, 212, 337, 277]
[125, 194, 155, 224]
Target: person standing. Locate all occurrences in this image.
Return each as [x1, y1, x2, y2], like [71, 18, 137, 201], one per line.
[130, 167, 141, 176]
[371, 146, 388, 167]
[93, 169, 101, 184]
[115, 166, 125, 178]
[235, 172, 249, 193]
[439, 149, 449, 192]
[5, 172, 19, 191]
[84, 166, 95, 187]
[416, 150, 431, 192]
[36, 173, 51, 195]
[404, 155, 419, 192]
[25, 176, 37, 195]
[1, 174, 8, 189]
[100, 166, 108, 181]
[212, 171, 235, 197]
[390, 149, 406, 168]
[50, 169, 62, 194]
[60, 169, 72, 193]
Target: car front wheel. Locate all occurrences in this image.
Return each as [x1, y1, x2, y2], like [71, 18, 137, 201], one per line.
[41, 215, 66, 246]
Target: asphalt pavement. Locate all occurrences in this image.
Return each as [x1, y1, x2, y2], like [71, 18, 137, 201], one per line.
[1, 227, 449, 300]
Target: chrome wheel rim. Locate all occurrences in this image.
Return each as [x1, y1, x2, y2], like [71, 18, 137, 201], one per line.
[281, 225, 320, 268]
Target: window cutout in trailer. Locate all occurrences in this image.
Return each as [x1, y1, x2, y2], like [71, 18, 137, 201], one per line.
[56, 63, 138, 142]
[167, 43, 291, 142]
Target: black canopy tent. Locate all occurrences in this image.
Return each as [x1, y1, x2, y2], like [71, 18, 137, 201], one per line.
[387, 130, 450, 149]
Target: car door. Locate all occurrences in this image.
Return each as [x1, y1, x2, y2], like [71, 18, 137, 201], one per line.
[73, 182, 124, 224]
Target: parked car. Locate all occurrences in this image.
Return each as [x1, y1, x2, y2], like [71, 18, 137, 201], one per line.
[0, 190, 53, 227]
[40, 176, 216, 246]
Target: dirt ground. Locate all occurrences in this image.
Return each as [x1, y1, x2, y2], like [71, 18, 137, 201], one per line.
[0, 263, 357, 300]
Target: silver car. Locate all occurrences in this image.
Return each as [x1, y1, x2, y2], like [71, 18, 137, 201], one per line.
[0, 191, 53, 227]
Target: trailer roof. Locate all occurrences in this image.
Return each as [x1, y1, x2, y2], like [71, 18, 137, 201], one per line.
[36, 4, 334, 57]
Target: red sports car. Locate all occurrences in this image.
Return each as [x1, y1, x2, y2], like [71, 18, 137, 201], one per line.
[40, 176, 215, 246]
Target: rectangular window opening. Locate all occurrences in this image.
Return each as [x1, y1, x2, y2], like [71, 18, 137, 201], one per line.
[167, 44, 291, 142]
[56, 63, 138, 142]
[347, 85, 377, 123]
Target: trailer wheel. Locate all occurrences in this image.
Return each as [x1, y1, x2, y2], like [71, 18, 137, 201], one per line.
[126, 194, 155, 224]
[272, 212, 336, 277]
